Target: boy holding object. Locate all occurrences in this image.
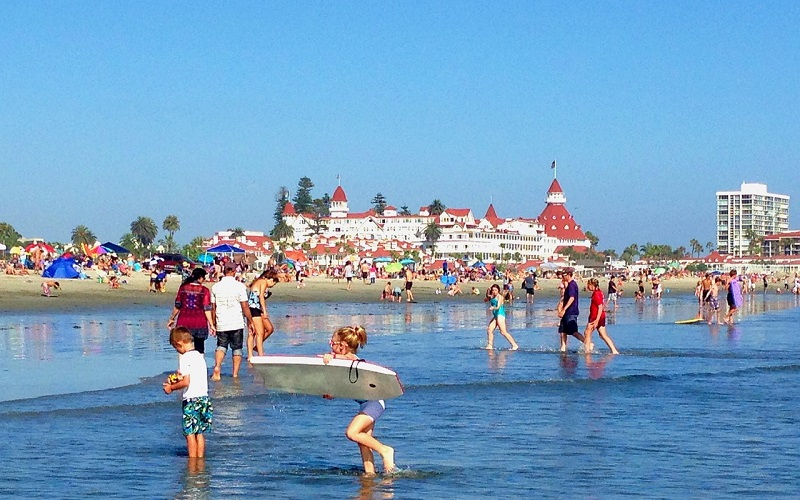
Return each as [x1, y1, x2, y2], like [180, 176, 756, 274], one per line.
[163, 327, 213, 458]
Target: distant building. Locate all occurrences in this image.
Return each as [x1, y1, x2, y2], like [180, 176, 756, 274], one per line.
[716, 182, 789, 257]
[281, 177, 590, 263]
[762, 230, 800, 257]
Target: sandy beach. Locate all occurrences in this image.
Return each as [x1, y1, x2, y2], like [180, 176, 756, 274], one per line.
[0, 271, 702, 312]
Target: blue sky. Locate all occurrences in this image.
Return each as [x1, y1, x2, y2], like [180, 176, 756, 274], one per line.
[2, 1, 799, 252]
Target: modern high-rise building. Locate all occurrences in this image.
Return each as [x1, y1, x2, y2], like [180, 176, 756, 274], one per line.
[716, 182, 790, 256]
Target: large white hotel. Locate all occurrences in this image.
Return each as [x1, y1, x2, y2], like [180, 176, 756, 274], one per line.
[716, 182, 790, 257]
[281, 178, 590, 263]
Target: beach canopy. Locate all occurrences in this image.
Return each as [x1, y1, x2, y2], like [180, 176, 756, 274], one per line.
[540, 262, 562, 271]
[100, 242, 131, 254]
[399, 257, 415, 265]
[206, 243, 245, 254]
[471, 261, 486, 268]
[374, 256, 392, 263]
[42, 257, 80, 279]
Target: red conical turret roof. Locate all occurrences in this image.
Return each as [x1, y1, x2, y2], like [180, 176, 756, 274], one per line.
[282, 201, 297, 215]
[332, 186, 348, 202]
[547, 179, 564, 195]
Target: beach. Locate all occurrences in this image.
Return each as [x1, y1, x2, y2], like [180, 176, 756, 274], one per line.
[0, 271, 704, 312]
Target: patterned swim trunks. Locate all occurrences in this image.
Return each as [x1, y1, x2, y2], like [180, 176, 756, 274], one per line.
[182, 396, 213, 436]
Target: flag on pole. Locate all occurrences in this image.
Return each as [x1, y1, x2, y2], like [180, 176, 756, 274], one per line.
[551, 160, 556, 169]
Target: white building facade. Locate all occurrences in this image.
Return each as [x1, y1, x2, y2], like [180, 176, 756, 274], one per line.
[716, 182, 790, 256]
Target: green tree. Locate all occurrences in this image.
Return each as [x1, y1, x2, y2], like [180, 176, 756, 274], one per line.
[271, 221, 294, 241]
[162, 215, 180, 251]
[293, 177, 314, 214]
[585, 231, 599, 249]
[705, 241, 714, 252]
[310, 198, 329, 235]
[228, 227, 245, 239]
[372, 193, 387, 214]
[399, 205, 411, 216]
[119, 233, 139, 255]
[423, 221, 442, 257]
[70, 225, 96, 248]
[182, 236, 206, 260]
[130, 217, 158, 248]
[273, 186, 290, 226]
[744, 228, 763, 256]
[428, 199, 446, 216]
[0, 222, 22, 249]
[689, 238, 703, 258]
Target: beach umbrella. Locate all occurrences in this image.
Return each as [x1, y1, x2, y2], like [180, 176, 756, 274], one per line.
[0, 243, 5, 252]
[10, 246, 23, 254]
[471, 261, 486, 269]
[374, 256, 392, 263]
[26, 242, 56, 253]
[399, 257, 415, 265]
[385, 262, 402, 273]
[526, 266, 538, 272]
[653, 267, 666, 275]
[100, 242, 131, 254]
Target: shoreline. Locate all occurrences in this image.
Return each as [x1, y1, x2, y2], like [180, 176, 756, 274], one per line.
[0, 272, 703, 313]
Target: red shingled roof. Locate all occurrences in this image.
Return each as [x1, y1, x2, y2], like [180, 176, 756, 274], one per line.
[483, 204, 503, 226]
[538, 203, 587, 241]
[332, 186, 348, 202]
[764, 230, 800, 240]
[282, 202, 296, 215]
[547, 179, 564, 194]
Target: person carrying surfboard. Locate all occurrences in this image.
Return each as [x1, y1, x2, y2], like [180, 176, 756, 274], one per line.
[322, 325, 396, 474]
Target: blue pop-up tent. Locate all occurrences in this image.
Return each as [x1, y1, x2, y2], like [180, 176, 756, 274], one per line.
[42, 257, 79, 279]
[206, 244, 245, 254]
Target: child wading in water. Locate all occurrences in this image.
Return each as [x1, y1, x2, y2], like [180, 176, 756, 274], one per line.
[322, 326, 396, 474]
[163, 327, 213, 458]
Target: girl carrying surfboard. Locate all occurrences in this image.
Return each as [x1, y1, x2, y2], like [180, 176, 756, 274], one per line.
[322, 326, 396, 474]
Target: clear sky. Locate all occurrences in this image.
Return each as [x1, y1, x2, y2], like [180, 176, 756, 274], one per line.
[2, 1, 799, 252]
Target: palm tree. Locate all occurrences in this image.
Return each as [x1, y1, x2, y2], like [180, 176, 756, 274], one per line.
[130, 217, 158, 248]
[228, 227, 245, 239]
[162, 215, 180, 251]
[423, 221, 442, 257]
[705, 241, 714, 252]
[271, 221, 294, 241]
[584, 231, 599, 249]
[428, 199, 446, 216]
[71, 225, 96, 248]
[181, 236, 206, 260]
[689, 239, 703, 258]
[119, 233, 139, 254]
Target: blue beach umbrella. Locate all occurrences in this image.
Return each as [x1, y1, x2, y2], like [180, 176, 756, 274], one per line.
[100, 242, 131, 254]
[206, 244, 245, 254]
[374, 257, 392, 263]
[399, 258, 415, 265]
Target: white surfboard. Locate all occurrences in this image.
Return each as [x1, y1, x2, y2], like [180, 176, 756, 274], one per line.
[250, 355, 405, 400]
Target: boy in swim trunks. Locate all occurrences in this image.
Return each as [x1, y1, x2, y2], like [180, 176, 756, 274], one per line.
[557, 268, 586, 352]
[163, 327, 213, 458]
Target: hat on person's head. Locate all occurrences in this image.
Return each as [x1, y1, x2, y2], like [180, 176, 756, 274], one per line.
[224, 262, 237, 272]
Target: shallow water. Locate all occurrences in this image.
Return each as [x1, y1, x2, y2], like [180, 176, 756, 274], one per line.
[1, 292, 800, 498]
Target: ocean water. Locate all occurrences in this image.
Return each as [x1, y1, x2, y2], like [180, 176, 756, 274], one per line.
[1, 292, 800, 499]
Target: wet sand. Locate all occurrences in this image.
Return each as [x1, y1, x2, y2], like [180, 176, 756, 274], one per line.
[0, 271, 702, 312]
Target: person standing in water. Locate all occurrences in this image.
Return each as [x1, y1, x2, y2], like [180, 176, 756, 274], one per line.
[583, 278, 619, 354]
[723, 269, 743, 324]
[484, 284, 519, 350]
[246, 269, 279, 360]
[558, 268, 586, 352]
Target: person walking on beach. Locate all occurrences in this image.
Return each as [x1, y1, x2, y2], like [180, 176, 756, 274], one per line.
[404, 266, 416, 303]
[557, 268, 586, 352]
[583, 278, 619, 354]
[167, 268, 215, 354]
[246, 269, 279, 360]
[210, 262, 254, 380]
[322, 325, 396, 474]
[484, 284, 519, 350]
[723, 269, 743, 325]
[344, 261, 354, 291]
[163, 327, 213, 458]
